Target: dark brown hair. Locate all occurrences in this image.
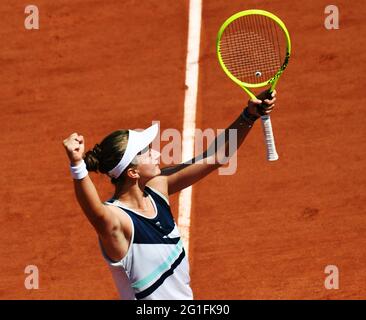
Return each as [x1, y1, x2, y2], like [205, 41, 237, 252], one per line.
[84, 130, 134, 185]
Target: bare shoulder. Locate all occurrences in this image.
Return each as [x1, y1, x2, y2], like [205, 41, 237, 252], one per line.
[103, 203, 125, 219]
[146, 175, 169, 199]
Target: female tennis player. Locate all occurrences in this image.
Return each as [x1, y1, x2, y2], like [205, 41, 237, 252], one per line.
[62, 90, 276, 300]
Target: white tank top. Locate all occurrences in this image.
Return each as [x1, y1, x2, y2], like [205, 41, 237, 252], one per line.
[100, 186, 193, 300]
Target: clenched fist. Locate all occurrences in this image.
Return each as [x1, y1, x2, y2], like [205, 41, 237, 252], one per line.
[63, 133, 85, 166]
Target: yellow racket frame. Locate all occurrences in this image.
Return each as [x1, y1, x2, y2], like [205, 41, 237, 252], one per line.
[217, 9, 291, 100]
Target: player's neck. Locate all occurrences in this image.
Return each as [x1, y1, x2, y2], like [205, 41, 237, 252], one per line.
[113, 180, 149, 210]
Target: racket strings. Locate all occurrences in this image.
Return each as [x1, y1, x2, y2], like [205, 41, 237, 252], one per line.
[220, 32, 280, 73]
[234, 16, 280, 67]
[219, 14, 285, 84]
[222, 27, 280, 80]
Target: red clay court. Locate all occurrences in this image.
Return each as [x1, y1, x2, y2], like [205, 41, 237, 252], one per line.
[0, 0, 365, 299]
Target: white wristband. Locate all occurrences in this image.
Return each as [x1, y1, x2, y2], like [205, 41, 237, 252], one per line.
[70, 160, 88, 180]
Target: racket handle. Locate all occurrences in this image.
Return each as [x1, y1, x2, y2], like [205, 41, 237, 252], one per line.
[260, 115, 279, 161]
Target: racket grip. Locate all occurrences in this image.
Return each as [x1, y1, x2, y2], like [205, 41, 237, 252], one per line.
[260, 115, 279, 161]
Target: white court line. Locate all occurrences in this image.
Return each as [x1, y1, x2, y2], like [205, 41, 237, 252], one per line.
[177, 0, 202, 257]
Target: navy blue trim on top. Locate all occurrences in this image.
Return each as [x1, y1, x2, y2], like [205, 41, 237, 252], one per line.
[126, 213, 179, 245]
[105, 189, 180, 245]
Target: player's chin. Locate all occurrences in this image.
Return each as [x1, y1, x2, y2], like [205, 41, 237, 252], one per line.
[146, 166, 161, 181]
[154, 165, 161, 176]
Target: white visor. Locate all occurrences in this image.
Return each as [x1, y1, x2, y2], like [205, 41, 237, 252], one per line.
[108, 123, 159, 179]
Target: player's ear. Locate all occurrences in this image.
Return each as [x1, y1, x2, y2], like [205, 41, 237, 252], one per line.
[126, 167, 140, 179]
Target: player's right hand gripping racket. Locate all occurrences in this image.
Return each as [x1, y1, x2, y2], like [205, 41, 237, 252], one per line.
[217, 9, 291, 161]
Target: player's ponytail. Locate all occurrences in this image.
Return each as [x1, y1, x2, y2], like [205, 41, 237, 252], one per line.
[84, 130, 132, 185]
[84, 144, 102, 172]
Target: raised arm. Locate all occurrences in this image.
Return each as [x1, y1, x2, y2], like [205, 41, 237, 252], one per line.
[62, 133, 120, 236]
[160, 90, 276, 195]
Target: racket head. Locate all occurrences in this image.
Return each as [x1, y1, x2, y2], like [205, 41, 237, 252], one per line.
[217, 9, 291, 91]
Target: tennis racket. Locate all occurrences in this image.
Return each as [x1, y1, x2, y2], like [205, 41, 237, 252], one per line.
[217, 9, 291, 161]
